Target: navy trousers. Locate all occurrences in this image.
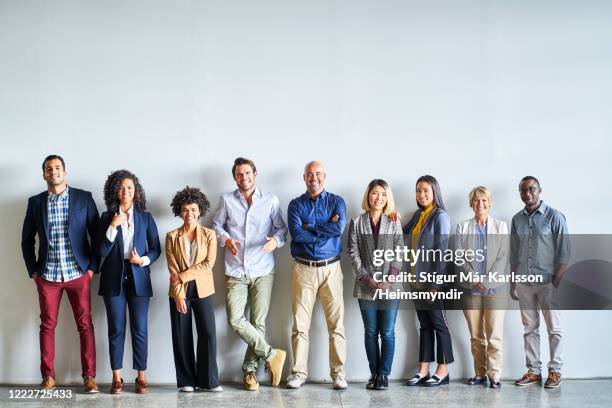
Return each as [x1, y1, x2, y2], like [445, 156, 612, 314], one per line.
[103, 264, 150, 371]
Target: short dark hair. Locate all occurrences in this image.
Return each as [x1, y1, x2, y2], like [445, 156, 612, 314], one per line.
[170, 186, 210, 217]
[519, 176, 541, 189]
[41, 155, 65, 171]
[415, 175, 446, 210]
[231, 157, 257, 178]
[103, 169, 147, 211]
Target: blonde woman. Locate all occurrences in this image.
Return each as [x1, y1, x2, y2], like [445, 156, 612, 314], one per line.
[348, 179, 403, 390]
[456, 186, 509, 389]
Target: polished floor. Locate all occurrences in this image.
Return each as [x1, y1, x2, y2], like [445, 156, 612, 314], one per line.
[1, 380, 610, 407]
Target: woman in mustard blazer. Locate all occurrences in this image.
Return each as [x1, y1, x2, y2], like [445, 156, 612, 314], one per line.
[166, 186, 222, 392]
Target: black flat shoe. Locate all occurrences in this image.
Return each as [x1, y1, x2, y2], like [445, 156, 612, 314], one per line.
[376, 375, 388, 390]
[467, 376, 487, 385]
[422, 374, 450, 387]
[366, 374, 378, 390]
[405, 373, 430, 386]
[489, 378, 502, 389]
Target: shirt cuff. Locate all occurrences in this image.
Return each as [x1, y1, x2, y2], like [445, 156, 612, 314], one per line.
[219, 234, 231, 247]
[141, 256, 151, 267]
[272, 234, 283, 248]
[106, 225, 117, 242]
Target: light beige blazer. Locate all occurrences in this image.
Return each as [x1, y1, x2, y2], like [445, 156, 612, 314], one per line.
[455, 216, 509, 290]
[166, 225, 216, 300]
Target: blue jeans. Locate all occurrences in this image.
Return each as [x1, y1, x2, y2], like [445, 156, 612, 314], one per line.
[358, 299, 400, 375]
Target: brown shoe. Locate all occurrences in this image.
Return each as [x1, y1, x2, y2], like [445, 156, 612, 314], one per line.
[265, 349, 286, 387]
[110, 378, 123, 394]
[83, 376, 99, 393]
[244, 371, 259, 391]
[135, 378, 148, 394]
[40, 376, 56, 390]
[544, 371, 562, 388]
[515, 371, 542, 386]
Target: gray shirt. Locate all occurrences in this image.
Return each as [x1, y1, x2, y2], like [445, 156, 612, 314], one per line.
[510, 201, 570, 284]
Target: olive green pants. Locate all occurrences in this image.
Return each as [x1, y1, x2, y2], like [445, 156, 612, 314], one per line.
[225, 273, 275, 372]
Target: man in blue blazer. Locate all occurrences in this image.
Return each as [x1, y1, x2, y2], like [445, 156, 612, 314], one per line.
[21, 155, 100, 393]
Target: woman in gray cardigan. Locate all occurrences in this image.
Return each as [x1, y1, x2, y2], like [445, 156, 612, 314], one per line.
[348, 179, 403, 390]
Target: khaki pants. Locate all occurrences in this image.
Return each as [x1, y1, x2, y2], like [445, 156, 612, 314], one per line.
[517, 283, 563, 375]
[225, 273, 275, 372]
[462, 294, 507, 381]
[291, 261, 346, 380]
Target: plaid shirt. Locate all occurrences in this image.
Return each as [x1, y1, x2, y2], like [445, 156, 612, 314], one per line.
[43, 187, 83, 282]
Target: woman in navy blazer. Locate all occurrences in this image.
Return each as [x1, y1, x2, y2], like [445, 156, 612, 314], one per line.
[97, 170, 160, 394]
[403, 175, 454, 387]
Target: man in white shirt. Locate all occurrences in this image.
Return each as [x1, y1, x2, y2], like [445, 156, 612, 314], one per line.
[212, 157, 288, 390]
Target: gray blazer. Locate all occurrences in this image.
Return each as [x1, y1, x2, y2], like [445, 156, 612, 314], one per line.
[348, 213, 404, 300]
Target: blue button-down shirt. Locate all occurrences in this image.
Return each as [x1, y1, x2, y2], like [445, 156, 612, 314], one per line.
[44, 187, 83, 282]
[212, 188, 288, 278]
[510, 201, 571, 284]
[288, 190, 346, 261]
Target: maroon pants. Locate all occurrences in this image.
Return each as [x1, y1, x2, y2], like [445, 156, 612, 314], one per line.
[35, 274, 96, 378]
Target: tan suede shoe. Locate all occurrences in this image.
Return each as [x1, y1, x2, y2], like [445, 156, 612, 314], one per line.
[265, 349, 287, 387]
[244, 371, 259, 391]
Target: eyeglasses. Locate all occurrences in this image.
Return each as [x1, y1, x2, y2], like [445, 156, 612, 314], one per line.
[519, 186, 540, 194]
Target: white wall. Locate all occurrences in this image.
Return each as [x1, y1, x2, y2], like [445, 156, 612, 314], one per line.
[1, 0, 611, 384]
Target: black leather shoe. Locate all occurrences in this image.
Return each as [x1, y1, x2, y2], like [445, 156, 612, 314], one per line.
[423, 374, 450, 387]
[489, 377, 502, 389]
[405, 373, 430, 386]
[467, 376, 487, 386]
[376, 375, 389, 389]
[366, 374, 378, 390]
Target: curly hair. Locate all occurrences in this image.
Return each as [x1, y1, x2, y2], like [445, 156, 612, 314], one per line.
[103, 169, 147, 211]
[170, 186, 210, 217]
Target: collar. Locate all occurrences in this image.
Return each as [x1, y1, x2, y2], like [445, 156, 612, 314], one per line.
[303, 189, 327, 201]
[474, 221, 487, 231]
[48, 185, 69, 201]
[119, 206, 134, 228]
[119, 206, 134, 217]
[522, 200, 547, 216]
[234, 187, 262, 200]
[177, 224, 199, 237]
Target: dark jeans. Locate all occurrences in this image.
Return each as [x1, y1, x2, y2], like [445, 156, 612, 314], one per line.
[358, 299, 400, 375]
[169, 281, 219, 389]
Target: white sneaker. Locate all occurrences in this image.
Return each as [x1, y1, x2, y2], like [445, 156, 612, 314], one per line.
[286, 374, 306, 389]
[180, 386, 195, 392]
[200, 386, 223, 392]
[333, 378, 348, 390]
